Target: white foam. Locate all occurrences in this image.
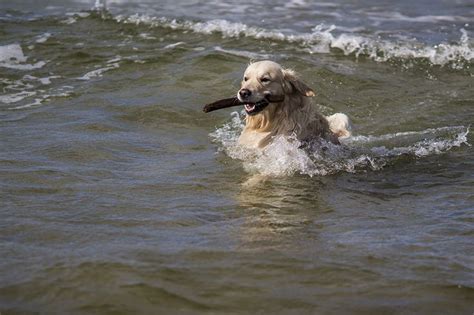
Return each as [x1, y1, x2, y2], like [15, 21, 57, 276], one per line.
[284, 0, 307, 8]
[163, 42, 185, 49]
[94, 0, 107, 11]
[210, 112, 470, 177]
[66, 12, 91, 18]
[61, 17, 77, 25]
[38, 76, 57, 85]
[106, 56, 122, 64]
[36, 32, 51, 43]
[23, 74, 61, 85]
[0, 91, 37, 104]
[9, 98, 43, 110]
[0, 44, 27, 63]
[115, 15, 287, 40]
[366, 12, 472, 24]
[7, 88, 74, 110]
[114, 15, 473, 68]
[0, 44, 46, 70]
[363, 127, 470, 158]
[77, 62, 120, 80]
[139, 33, 157, 40]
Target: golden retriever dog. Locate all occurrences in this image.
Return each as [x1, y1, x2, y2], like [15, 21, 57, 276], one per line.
[236, 60, 352, 148]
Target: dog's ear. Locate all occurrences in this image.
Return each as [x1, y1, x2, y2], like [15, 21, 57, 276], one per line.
[282, 69, 315, 97]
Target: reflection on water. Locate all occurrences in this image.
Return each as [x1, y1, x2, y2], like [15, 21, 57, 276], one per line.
[236, 176, 328, 251]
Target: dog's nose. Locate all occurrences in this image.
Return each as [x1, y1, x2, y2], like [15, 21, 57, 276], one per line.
[239, 89, 251, 99]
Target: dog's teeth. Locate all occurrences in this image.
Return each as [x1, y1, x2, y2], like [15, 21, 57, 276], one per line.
[245, 104, 255, 111]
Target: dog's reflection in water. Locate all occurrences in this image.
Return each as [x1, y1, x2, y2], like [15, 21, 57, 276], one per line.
[234, 175, 331, 250]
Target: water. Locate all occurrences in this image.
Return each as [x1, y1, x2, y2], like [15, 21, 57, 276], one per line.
[1, 0, 473, 313]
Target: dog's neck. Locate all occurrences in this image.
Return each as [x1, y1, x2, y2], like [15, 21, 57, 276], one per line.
[244, 104, 279, 132]
[241, 94, 311, 147]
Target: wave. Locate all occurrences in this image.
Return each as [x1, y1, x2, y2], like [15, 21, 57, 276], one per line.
[114, 14, 473, 69]
[77, 58, 121, 81]
[210, 111, 470, 177]
[0, 71, 72, 110]
[0, 39, 123, 110]
[365, 11, 472, 24]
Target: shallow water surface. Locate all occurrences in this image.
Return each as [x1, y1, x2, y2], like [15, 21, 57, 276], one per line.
[1, 0, 473, 314]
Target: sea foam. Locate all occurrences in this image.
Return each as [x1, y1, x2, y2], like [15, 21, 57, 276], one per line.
[0, 44, 46, 70]
[114, 15, 473, 69]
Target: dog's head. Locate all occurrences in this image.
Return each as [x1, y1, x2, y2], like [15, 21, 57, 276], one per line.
[237, 61, 315, 116]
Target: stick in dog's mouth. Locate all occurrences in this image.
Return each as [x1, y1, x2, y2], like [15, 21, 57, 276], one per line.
[203, 95, 285, 113]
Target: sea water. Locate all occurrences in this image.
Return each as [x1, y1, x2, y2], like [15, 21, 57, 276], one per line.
[1, 0, 473, 314]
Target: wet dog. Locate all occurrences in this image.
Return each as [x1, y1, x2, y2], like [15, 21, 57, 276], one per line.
[237, 61, 352, 148]
[204, 60, 352, 148]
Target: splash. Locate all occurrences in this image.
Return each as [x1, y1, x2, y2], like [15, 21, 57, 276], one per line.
[210, 112, 470, 177]
[113, 15, 473, 69]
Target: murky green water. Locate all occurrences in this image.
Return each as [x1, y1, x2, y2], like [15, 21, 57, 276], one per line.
[1, 1, 473, 314]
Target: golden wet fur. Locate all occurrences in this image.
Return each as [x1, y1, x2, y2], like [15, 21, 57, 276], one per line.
[237, 61, 352, 148]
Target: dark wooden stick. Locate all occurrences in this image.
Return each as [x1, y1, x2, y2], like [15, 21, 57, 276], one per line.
[203, 95, 285, 113]
[203, 97, 242, 113]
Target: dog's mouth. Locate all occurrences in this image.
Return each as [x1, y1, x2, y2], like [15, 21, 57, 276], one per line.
[244, 99, 270, 115]
[203, 95, 285, 114]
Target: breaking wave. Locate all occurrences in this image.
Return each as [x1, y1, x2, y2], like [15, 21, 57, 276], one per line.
[115, 14, 473, 69]
[210, 111, 470, 177]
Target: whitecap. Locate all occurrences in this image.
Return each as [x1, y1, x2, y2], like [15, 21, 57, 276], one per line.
[0, 44, 46, 70]
[163, 42, 185, 49]
[107, 56, 122, 64]
[66, 12, 91, 18]
[9, 98, 43, 110]
[0, 91, 37, 104]
[139, 33, 157, 40]
[113, 15, 473, 68]
[77, 62, 119, 80]
[366, 12, 472, 24]
[38, 76, 61, 85]
[22, 74, 61, 85]
[7, 88, 74, 110]
[0, 44, 27, 63]
[61, 17, 77, 25]
[284, 0, 307, 8]
[36, 32, 51, 44]
[94, 0, 107, 11]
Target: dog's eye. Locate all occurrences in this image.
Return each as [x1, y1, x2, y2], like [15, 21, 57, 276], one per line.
[243, 76, 248, 81]
[261, 77, 271, 83]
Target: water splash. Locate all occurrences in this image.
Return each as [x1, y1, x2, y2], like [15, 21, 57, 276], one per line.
[210, 112, 470, 177]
